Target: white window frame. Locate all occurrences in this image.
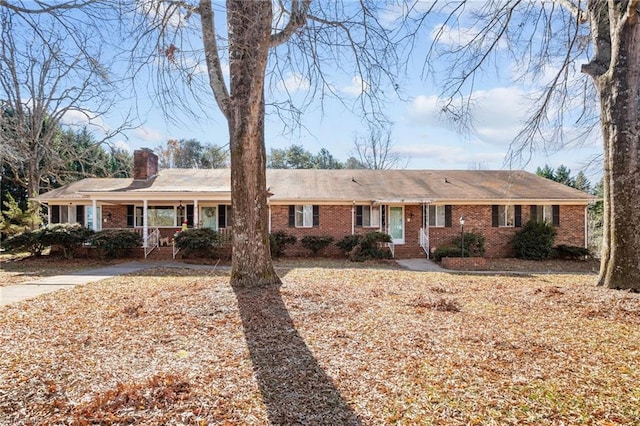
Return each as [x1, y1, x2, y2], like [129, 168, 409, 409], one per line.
[295, 204, 314, 228]
[360, 205, 380, 227]
[428, 205, 446, 227]
[536, 205, 553, 223]
[498, 205, 515, 227]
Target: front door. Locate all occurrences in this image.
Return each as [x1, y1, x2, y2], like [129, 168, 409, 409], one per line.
[388, 206, 404, 244]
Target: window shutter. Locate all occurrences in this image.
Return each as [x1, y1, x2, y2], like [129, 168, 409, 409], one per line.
[76, 205, 85, 225]
[530, 205, 538, 221]
[218, 205, 226, 228]
[288, 205, 295, 227]
[51, 205, 60, 224]
[552, 205, 560, 226]
[381, 205, 386, 226]
[356, 206, 363, 226]
[514, 205, 522, 227]
[492, 205, 499, 227]
[126, 205, 134, 227]
[186, 205, 194, 227]
[444, 205, 452, 227]
[313, 205, 320, 227]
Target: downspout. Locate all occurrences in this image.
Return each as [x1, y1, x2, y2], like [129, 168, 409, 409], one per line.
[351, 201, 355, 235]
[268, 204, 272, 233]
[584, 205, 588, 249]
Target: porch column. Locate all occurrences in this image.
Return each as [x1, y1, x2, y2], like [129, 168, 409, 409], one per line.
[47, 204, 51, 225]
[92, 199, 98, 231]
[143, 199, 148, 248]
[193, 199, 199, 228]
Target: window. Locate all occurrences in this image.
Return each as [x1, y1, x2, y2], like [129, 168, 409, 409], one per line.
[536, 205, 553, 223]
[492, 205, 521, 227]
[147, 206, 175, 227]
[289, 205, 319, 227]
[429, 205, 446, 227]
[218, 205, 232, 228]
[356, 205, 380, 227]
[532, 205, 560, 226]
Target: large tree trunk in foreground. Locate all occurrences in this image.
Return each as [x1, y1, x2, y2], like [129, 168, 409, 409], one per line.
[227, 0, 280, 288]
[585, 2, 640, 290]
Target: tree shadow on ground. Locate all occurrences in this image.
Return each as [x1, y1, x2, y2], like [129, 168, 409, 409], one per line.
[233, 283, 361, 425]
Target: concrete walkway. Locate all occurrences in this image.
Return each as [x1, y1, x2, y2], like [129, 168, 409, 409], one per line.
[0, 261, 224, 307]
[396, 258, 446, 272]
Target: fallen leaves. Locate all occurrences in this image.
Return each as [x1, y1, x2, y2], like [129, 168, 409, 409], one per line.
[1, 264, 639, 424]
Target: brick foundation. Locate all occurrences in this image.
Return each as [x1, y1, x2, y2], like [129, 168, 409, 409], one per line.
[441, 257, 487, 271]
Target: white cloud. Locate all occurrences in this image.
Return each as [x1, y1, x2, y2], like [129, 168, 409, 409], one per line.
[277, 73, 311, 93]
[113, 140, 132, 152]
[406, 87, 529, 147]
[133, 126, 166, 142]
[341, 76, 369, 96]
[61, 109, 109, 132]
[396, 143, 506, 167]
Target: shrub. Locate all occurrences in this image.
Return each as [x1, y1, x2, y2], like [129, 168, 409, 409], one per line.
[41, 223, 94, 259]
[513, 220, 557, 260]
[0, 228, 46, 256]
[452, 231, 485, 258]
[336, 234, 361, 254]
[269, 231, 297, 258]
[433, 245, 463, 262]
[89, 229, 142, 259]
[341, 231, 392, 262]
[174, 228, 221, 257]
[553, 244, 591, 260]
[301, 235, 334, 256]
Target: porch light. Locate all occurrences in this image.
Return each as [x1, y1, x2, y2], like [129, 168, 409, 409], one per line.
[459, 216, 465, 258]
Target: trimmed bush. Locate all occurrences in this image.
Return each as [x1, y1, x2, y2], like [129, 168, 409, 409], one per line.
[174, 228, 221, 257]
[513, 220, 557, 260]
[452, 231, 485, 258]
[553, 244, 591, 260]
[269, 231, 297, 258]
[41, 224, 94, 259]
[0, 228, 46, 256]
[336, 234, 361, 254]
[301, 235, 334, 256]
[90, 229, 142, 259]
[433, 245, 463, 262]
[338, 231, 392, 262]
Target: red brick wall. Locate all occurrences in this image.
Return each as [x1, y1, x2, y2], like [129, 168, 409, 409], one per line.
[133, 148, 158, 180]
[101, 202, 587, 259]
[428, 204, 587, 258]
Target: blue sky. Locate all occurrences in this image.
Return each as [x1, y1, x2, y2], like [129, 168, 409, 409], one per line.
[63, 1, 603, 183]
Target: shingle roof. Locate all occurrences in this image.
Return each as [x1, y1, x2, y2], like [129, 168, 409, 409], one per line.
[36, 169, 593, 204]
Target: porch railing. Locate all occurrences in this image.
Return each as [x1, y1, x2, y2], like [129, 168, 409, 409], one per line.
[385, 241, 395, 258]
[144, 227, 160, 259]
[419, 227, 429, 258]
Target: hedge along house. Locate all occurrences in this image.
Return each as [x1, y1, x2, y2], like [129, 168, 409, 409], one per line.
[36, 149, 594, 259]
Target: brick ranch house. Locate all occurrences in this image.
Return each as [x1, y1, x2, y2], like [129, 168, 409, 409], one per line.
[36, 149, 593, 259]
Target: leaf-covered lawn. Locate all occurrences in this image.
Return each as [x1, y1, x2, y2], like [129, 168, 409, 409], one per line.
[0, 254, 124, 287]
[1, 266, 639, 425]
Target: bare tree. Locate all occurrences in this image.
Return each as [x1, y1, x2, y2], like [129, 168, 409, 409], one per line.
[129, 1, 418, 287]
[424, 1, 640, 290]
[352, 125, 406, 170]
[0, 2, 126, 200]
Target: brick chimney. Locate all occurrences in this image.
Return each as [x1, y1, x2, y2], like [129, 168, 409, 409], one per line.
[133, 148, 158, 180]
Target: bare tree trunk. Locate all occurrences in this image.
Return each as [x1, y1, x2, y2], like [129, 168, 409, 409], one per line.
[587, 2, 640, 290]
[227, 0, 280, 288]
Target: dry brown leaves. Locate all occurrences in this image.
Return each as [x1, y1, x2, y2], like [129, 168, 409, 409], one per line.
[1, 264, 639, 425]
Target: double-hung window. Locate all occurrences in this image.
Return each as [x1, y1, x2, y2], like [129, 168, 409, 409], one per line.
[289, 205, 319, 227]
[356, 205, 380, 227]
[492, 205, 522, 227]
[532, 205, 560, 226]
[428, 205, 446, 227]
